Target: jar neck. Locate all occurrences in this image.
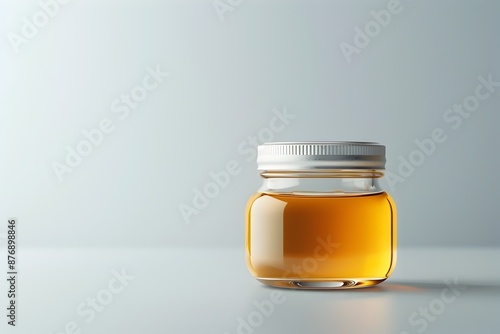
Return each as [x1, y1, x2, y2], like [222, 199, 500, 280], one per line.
[260, 170, 384, 178]
[258, 170, 385, 195]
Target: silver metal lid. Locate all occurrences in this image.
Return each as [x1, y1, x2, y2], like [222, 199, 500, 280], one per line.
[257, 141, 386, 171]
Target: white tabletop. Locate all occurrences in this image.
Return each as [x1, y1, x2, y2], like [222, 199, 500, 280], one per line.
[1, 247, 499, 334]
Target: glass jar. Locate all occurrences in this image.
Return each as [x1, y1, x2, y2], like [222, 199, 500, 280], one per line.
[245, 142, 397, 289]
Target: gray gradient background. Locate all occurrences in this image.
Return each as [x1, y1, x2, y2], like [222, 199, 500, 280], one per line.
[1, 0, 499, 249]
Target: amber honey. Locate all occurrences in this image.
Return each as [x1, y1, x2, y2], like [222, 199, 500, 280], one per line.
[246, 191, 397, 288]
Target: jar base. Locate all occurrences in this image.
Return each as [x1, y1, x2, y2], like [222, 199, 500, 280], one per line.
[256, 278, 387, 289]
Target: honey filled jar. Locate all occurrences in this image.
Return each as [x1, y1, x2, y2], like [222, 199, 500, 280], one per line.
[245, 142, 397, 289]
